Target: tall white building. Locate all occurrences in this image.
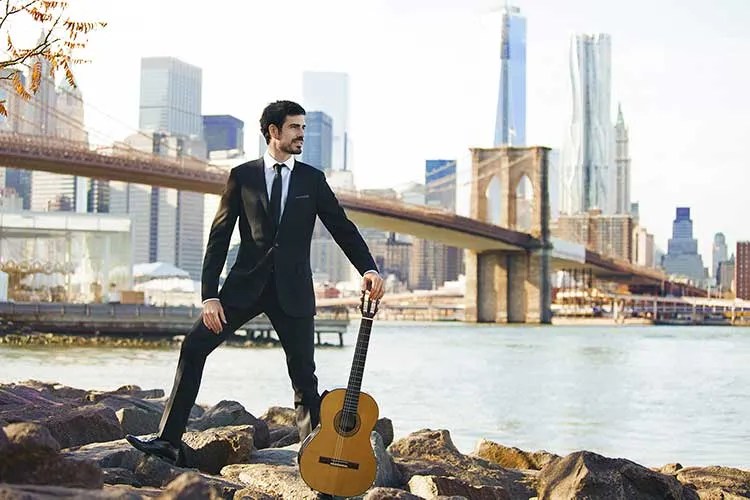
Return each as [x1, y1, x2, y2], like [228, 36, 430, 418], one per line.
[614, 104, 631, 214]
[712, 232, 728, 282]
[561, 34, 615, 215]
[302, 71, 350, 171]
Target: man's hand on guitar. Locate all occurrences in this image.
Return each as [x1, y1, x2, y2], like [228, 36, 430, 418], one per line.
[362, 271, 385, 301]
[202, 299, 226, 334]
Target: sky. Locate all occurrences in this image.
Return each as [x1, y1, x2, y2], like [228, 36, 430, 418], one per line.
[42, 0, 750, 263]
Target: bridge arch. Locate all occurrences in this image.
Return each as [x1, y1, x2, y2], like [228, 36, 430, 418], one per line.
[485, 175, 502, 225]
[514, 174, 533, 232]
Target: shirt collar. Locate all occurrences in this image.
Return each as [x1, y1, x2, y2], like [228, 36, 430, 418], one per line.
[264, 150, 295, 171]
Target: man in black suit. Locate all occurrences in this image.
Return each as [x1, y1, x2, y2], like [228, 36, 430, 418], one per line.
[126, 100, 384, 466]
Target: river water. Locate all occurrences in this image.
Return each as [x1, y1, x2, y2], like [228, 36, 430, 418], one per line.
[2, 322, 749, 469]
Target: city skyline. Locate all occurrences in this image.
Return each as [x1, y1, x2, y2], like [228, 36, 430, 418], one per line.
[53, 0, 750, 263]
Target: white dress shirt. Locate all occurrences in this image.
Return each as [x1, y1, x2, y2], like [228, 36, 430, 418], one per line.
[263, 150, 295, 221]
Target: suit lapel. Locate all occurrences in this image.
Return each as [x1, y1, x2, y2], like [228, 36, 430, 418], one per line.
[251, 159, 269, 217]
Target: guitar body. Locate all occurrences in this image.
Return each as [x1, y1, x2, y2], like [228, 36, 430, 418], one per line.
[299, 388, 380, 497]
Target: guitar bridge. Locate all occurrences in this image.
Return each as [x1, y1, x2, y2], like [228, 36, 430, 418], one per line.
[319, 456, 360, 469]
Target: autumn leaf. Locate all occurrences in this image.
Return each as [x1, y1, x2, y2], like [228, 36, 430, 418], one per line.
[29, 60, 42, 93]
[0, 100, 7, 117]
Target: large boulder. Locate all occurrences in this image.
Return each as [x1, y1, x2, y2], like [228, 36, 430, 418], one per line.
[371, 431, 402, 488]
[116, 406, 162, 436]
[473, 439, 559, 471]
[536, 451, 700, 500]
[2, 421, 61, 454]
[191, 400, 269, 449]
[268, 425, 299, 448]
[64, 438, 145, 470]
[408, 474, 510, 499]
[182, 425, 255, 474]
[159, 472, 225, 500]
[134, 454, 241, 494]
[388, 429, 536, 500]
[0, 422, 103, 489]
[363, 488, 422, 500]
[86, 384, 165, 402]
[374, 417, 394, 448]
[259, 406, 296, 428]
[225, 463, 319, 500]
[676, 466, 750, 499]
[42, 404, 124, 448]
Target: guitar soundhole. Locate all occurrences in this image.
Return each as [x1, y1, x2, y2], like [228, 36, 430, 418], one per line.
[334, 411, 360, 437]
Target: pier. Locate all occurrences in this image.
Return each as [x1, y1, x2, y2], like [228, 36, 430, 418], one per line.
[0, 302, 350, 346]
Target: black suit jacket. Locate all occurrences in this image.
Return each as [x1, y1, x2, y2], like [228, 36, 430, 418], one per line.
[201, 158, 378, 317]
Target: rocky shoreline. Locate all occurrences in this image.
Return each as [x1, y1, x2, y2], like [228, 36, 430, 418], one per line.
[1, 381, 748, 499]
[0, 333, 284, 349]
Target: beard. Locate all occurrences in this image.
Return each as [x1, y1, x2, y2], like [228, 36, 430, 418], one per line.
[281, 140, 303, 155]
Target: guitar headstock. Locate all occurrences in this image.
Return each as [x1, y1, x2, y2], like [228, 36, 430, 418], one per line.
[359, 290, 380, 318]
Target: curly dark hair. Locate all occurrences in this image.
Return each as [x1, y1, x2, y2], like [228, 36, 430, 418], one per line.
[260, 100, 306, 145]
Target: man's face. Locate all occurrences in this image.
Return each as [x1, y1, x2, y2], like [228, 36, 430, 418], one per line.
[272, 115, 305, 155]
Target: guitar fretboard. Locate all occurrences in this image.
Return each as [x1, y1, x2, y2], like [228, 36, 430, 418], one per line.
[342, 316, 373, 415]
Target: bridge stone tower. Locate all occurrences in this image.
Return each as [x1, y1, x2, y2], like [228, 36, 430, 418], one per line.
[466, 146, 552, 323]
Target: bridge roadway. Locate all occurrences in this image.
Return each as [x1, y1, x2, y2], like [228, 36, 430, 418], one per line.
[0, 133, 702, 295]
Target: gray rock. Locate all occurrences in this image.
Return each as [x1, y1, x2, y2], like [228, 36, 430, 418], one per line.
[133, 454, 241, 496]
[192, 401, 270, 449]
[43, 404, 124, 448]
[409, 474, 510, 499]
[260, 406, 297, 427]
[247, 448, 298, 467]
[86, 385, 165, 402]
[374, 418, 394, 448]
[233, 463, 320, 499]
[676, 466, 750, 498]
[65, 438, 145, 470]
[232, 487, 278, 499]
[0, 483, 151, 499]
[102, 467, 142, 487]
[363, 488, 423, 500]
[159, 472, 224, 499]
[537, 450, 700, 500]
[3, 421, 61, 454]
[388, 429, 536, 500]
[657, 463, 684, 475]
[0, 425, 8, 454]
[371, 431, 402, 488]
[116, 406, 162, 436]
[0, 454, 104, 489]
[182, 425, 255, 474]
[268, 425, 299, 448]
[472, 439, 559, 471]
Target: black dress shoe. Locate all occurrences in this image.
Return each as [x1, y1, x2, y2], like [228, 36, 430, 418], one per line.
[125, 435, 179, 465]
[315, 494, 334, 500]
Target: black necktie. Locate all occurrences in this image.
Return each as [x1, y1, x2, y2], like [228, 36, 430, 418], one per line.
[270, 163, 283, 234]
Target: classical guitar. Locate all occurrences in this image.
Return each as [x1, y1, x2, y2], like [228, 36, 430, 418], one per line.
[298, 290, 380, 497]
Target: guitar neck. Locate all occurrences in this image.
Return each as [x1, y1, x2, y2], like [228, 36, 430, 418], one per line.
[342, 314, 373, 414]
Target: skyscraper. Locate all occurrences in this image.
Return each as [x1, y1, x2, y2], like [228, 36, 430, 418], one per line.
[661, 207, 707, 284]
[110, 57, 205, 279]
[493, 5, 526, 147]
[614, 104, 631, 214]
[410, 160, 463, 288]
[736, 242, 750, 300]
[202, 115, 244, 156]
[561, 34, 614, 215]
[139, 57, 203, 137]
[302, 71, 350, 170]
[300, 111, 333, 172]
[712, 232, 728, 281]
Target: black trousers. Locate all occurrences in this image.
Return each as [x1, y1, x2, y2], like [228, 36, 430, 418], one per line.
[157, 277, 321, 446]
